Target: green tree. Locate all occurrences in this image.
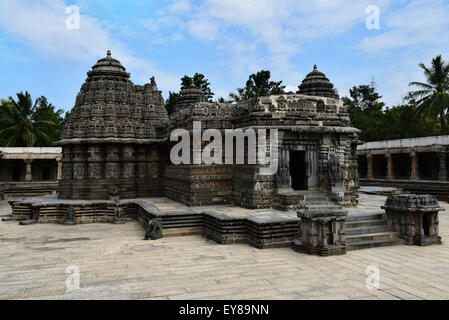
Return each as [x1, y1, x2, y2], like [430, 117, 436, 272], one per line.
[164, 91, 181, 115]
[215, 97, 232, 103]
[382, 104, 440, 140]
[0, 91, 64, 147]
[344, 84, 442, 142]
[343, 85, 386, 142]
[181, 73, 214, 101]
[230, 70, 285, 102]
[409, 55, 449, 134]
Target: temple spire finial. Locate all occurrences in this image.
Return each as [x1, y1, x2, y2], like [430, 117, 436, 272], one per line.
[107, 50, 111, 57]
[314, 64, 317, 70]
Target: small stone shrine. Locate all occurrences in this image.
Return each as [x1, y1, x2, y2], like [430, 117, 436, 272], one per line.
[292, 203, 348, 256]
[382, 194, 443, 246]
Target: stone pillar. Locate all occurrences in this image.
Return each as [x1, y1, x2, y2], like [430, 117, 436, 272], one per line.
[438, 152, 447, 181]
[24, 159, 33, 181]
[366, 154, 374, 180]
[386, 153, 394, 180]
[410, 152, 419, 181]
[56, 157, 62, 180]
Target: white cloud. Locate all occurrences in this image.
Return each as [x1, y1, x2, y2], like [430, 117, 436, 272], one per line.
[0, 0, 180, 93]
[141, 0, 390, 95]
[359, 0, 449, 55]
[356, 0, 449, 106]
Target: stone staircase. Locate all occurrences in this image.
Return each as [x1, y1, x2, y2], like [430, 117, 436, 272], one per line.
[278, 190, 403, 252]
[274, 190, 334, 212]
[345, 213, 401, 250]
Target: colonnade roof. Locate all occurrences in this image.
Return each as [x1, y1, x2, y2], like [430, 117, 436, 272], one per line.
[358, 135, 449, 152]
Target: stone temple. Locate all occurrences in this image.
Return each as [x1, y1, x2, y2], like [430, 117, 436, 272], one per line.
[57, 52, 359, 206]
[9, 51, 371, 254]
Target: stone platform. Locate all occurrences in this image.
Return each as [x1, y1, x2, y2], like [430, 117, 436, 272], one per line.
[8, 196, 300, 249]
[1, 193, 449, 300]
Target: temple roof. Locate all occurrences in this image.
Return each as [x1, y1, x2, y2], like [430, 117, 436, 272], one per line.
[297, 65, 339, 99]
[87, 50, 130, 78]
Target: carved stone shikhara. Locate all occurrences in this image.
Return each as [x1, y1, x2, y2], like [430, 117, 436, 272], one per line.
[382, 194, 444, 246]
[56, 51, 168, 200]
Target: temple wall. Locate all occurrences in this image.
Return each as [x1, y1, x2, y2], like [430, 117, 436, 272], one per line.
[59, 143, 165, 200]
[164, 164, 233, 206]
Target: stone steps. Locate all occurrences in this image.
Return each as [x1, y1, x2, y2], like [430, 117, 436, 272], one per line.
[346, 219, 385, 228]
[346, 238, 402, 250]
[346, 231, 399, 243]
[346, 213, 384, 221]
[346, 225, 391, 235]
[346, 212, 401, 250]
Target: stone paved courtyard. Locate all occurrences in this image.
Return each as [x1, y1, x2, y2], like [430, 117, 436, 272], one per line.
[1, 193, 449, 300]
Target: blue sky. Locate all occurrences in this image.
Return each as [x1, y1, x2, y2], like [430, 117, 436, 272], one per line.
[0, 0, 448, 113]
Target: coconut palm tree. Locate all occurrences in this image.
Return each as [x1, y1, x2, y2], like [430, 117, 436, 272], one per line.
[409, 55, 449, 134]
[0, 91, 64, 147]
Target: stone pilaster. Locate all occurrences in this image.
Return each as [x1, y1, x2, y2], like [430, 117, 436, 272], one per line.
[87, 145, 103, 180]
[438, 152, 447, 181]
[105, 144, 120, 180]
[122, 144, 136, 198]
[24, 159, 33, 181]
[386, 153, 394, 180]
[56, 157, 62, 180]
[410, 152, 419, 181]
[72, 146, 86, 180]
[123, 144, 135, 179]
[366, 154, 374, 180]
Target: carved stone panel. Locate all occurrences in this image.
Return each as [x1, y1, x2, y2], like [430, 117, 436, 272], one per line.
[105, 162, 120, 179]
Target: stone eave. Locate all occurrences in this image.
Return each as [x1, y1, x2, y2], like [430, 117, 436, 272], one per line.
[55, 137, 168, 146]
[242, 125, 360, 134]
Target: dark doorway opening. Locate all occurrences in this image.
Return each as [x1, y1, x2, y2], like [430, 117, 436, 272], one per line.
[392, 154, 411, 179]
[358, 156, 368, 178]
[290, 151, 307, 190]
[327, 221, 334, 245]
[12, 167, 21, 182]
[423, 214, 430, 236]
[42, 167, 51, 181]
[418, 152, 438, 180]
[373, 155, 387, 179]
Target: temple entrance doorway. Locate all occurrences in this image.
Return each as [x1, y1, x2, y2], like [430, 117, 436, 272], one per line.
[12, 167, 21, 182]
[290, 151, 307, 190]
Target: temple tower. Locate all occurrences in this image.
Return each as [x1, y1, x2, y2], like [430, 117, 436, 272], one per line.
[297, 65, 339, 99]
[57, 51, 168, 200]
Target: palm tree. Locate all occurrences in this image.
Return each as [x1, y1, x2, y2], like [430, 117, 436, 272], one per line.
[0, 91, 64, 147]
[409, 55, 449, 134]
